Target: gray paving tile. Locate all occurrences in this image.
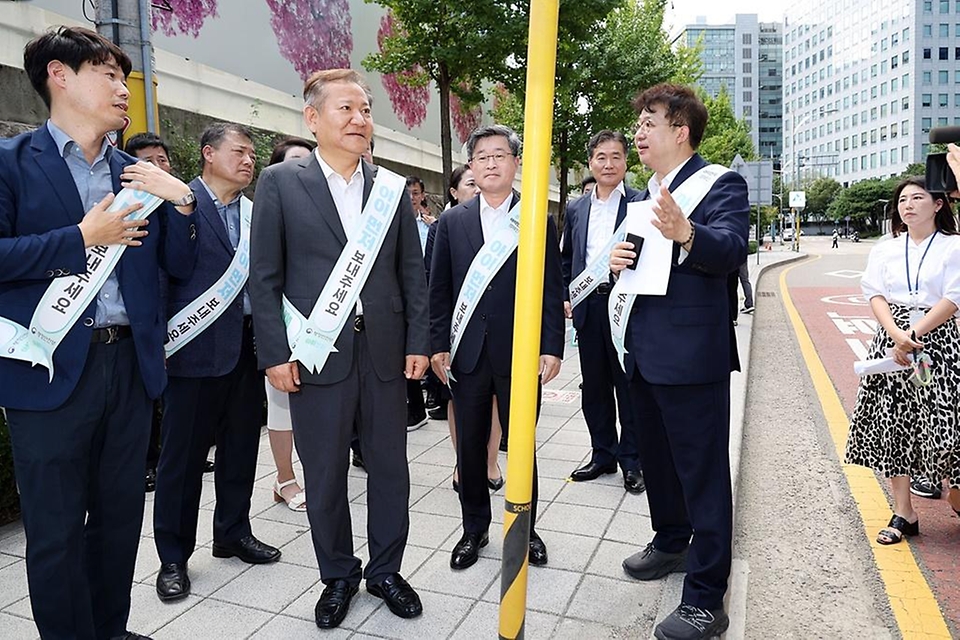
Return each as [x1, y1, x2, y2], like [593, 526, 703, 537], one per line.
[276, 530, 322, 569]
[2, 595, 31, 620]
[585, 539, 642, 582]
[151, 597, 273, 639]
[411, 552, 499, 600]
[482, 566, 581, 616]
[536, 415, 574, 431]
[400, 544, 435, 577]
[0, 530, 26, 558]
[210, 559, 317, 613]
[0, 560, 28, 609]
[564, 574, 661, 627]
[530, 531, 600, 573]
[405, 511, 461, 549]
[536, 442, 592, 463]
[409, 443, 455, 467]
[603, 509, 653, 545]
[358, 589, 472, 639]
[133, 536, 161, 583]
[252, 500, 312, 526]
[554, 479, 628, 510]
[449, 600, 559, 640]
[551, 617, 616, 639]
[0, 554, 18, 571]
[0, 611, 37, 639]
[537, 476, 568, 503]
[535, 458, 578, 480]
[408, 485, 462, 517]
[176, 553, 255, 597]
[545, 428, 593, 447]
[537, 502, 615, 538]
[406, 428, 450, 448]
[250, 613, 350, 639]
[616, 489, 652, 516]
[408, 461, 454, 488]
[404, 443, 431, 462]
[539, 403, 580, 418]
[125, 582, 203, 636]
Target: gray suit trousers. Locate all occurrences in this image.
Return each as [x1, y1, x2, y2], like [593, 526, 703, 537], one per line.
[289, 330, 410, 587]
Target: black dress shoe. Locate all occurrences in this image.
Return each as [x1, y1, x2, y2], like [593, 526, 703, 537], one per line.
[315, 579, 358, 629]
[203, 460, 215, 473]
[450, 531, 489, 570]
[351, 450, 365, 470]
[623, 542, 688, 581]
[570, 461, 618, 482]
[212, 535, 281, 564]
[112, 632, 153, 640]
[528, 534, 548, 566]
[654, 603, 729, 640]
[367, 573, 423, 618]
[499, 436, 508, 452]
[487, 476, 504, 491]
[623, 469, 646, 494]
[145, 467, 157, 493]
[156, 562, 190, 602]
[428, 404, 448, 420]
[425, 388, 441, 410]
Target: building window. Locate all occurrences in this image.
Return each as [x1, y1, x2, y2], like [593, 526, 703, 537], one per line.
[923, 93, 933, 106]
[743, 62, 752, 73]
[922, 117, 932, 132]
[940, 93, 950, 106]
[880, 151, 887, 167]
[942, 23, 952, 36]
[941, 0, 950, 12]
[924, 0, 932, 12]
[903, 96, 910, 109]
[924, 48, 932, 59]
[941, 70, 950, 84]
[891, 148, 898, 163]
[743, 33, 752, 44]
[743, 48, 752, 58]
[924, 24, 933, 36]
[743, 91, 753, 102]
[892, 77, 900, 90]
[955, 93, 960, 106]
[744, 76, 752, 87]
[924, 71, 933, 85]
[892, 55, 899, 69]
[892, 123, 899, 137]
[881, 126, 888, 141]
[903, 50, 910, 63]
[940, 47, 949, 60]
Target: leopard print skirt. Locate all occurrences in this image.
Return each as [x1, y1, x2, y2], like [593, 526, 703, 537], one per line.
[845, 304, 960, 488]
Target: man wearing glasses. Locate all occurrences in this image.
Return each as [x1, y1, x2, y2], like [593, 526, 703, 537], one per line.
[429, 124, 565, 571]
[609, 84, 749, 640]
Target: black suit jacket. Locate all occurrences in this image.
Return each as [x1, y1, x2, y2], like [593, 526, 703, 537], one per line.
[429, 194, 565, 377]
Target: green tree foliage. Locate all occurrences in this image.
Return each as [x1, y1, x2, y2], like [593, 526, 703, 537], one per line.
[363, 0, 523, 189]
[826, 177, 897, 231]
[695, 86, 755, 167]
[805, 177, 842, 217]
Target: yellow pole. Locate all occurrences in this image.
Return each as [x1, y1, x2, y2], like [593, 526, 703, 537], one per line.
[498, 1, 559, 638]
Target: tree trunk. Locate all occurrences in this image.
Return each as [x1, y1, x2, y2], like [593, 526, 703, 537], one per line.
[437, 64, 453, 194]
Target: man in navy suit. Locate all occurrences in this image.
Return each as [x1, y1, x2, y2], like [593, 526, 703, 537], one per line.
[0, 27, 197, 640]
[610, 84, 748, 640]
[561, 130, 643, 494]
[429, 124, 565, 571]
[153, 123, 281, 603]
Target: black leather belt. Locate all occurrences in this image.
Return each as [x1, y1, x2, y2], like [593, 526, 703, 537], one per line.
[595, 282, 613, 296]
[90, 325, 132, 344]
[354, 315, 365, 332]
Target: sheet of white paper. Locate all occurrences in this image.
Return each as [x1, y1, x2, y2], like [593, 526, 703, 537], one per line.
[617, 201, 674, 296]
[853, 349, 912, 376]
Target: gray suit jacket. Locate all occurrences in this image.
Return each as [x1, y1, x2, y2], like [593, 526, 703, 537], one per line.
[249, 155, 429, 385]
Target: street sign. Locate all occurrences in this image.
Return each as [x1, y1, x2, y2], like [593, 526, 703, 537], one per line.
[729, 156, 773, 206]
[789, 191, 806, 208]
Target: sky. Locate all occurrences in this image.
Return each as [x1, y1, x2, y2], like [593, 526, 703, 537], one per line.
[663, 0, 785, 36]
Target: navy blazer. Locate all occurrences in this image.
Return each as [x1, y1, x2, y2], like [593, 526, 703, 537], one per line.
[560, 185, 641, 331]
[165, 178, 247, 378]
[429, 194, 566, 377]
[0, 125, 198, 411]
[625, 154, 748, 385]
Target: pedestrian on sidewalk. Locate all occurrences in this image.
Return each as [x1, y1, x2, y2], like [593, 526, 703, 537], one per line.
[737, 259, 755, 315]
[846, 176, 960, 545]
[832, 227, 840, 248]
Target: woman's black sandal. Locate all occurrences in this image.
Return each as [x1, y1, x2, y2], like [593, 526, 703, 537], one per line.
[877, 514, 919, 545]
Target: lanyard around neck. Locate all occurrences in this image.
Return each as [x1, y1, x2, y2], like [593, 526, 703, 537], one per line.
[905, 230, 938, 299]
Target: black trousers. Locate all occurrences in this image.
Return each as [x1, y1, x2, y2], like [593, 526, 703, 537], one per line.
[452, 350, 540, 534]
[6, 338, 151, 640]
[627, 370, 733, 610]
[577, 293, 639, 471]
[153, 325, 262, 564]
[289, 330, 409, 587]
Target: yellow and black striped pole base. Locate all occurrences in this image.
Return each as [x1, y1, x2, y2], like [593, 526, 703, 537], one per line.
[499, 499, 532, 639]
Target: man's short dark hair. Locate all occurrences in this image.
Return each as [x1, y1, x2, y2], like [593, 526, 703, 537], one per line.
[586, 130, 629, 160]
[465, 124, 521, 161]
[124, 132, 169, 158]
[268, 136, 315, 166]
[632, 83, 709, 149]
[199, 122, 254, 170]
[24, 26, 132, 109]
[406, 176, 425, 191]
[580, 175, 597, 190]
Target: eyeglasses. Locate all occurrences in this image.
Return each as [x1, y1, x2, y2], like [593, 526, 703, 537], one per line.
[633, 119, 683, 134]
[471, 152, 515, 165]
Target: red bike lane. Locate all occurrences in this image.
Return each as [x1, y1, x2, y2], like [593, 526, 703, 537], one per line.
[788, 280, 960, 633]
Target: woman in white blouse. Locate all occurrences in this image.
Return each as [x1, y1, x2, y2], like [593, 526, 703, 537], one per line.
[846, 176, 960, 544]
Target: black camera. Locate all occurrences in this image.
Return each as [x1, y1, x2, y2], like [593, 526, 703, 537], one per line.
[926, 127, 960, 193]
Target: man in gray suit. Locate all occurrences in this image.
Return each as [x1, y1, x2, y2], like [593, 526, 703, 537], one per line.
[249, 69, 430, 630]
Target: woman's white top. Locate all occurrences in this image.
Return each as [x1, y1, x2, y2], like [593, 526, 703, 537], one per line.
[861, 231, 960, 315]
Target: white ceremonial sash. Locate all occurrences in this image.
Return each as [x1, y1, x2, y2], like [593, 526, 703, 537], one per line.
[447, 202, 522, 380]
[568, 218, 627, 310]
[609, 164, 731, 372]
[0, 188, 164, 380]
[164, 196, 252, 357]
[283, 167, 405, 374]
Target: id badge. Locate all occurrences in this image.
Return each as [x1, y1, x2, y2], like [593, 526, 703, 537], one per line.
[909, 307, 925, 325]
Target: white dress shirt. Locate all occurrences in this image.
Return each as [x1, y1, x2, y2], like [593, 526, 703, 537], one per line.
[479, 193, 512, 243]
[315, 150, 365, 312]
[861, 231, 960, 314]
[585, 182, 625, 264]
[647, 156, 694, 262]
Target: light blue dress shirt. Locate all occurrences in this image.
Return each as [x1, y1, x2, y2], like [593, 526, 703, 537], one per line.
[46, 120, 129, 328]
[198, 179, 251, 315]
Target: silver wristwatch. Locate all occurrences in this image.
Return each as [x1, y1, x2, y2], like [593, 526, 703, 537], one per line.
[169, 191, 197, 207]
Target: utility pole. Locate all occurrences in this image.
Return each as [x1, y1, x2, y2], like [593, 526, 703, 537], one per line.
[96, 0, 158, 140]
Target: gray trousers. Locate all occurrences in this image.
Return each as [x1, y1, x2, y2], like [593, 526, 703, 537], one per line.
[737, 261, 754, 309]
[289, 330, 410, 587]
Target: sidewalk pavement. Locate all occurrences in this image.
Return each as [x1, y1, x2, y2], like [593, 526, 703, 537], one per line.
[0, 246, 804, 639]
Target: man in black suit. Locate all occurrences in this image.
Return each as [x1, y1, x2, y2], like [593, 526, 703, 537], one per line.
[153, 123, 281, 604]
[249, 69, 429, 630]
[610, 84, 749, 640]
[429, 124, 565, 571]
[561, 130, 643, 494]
